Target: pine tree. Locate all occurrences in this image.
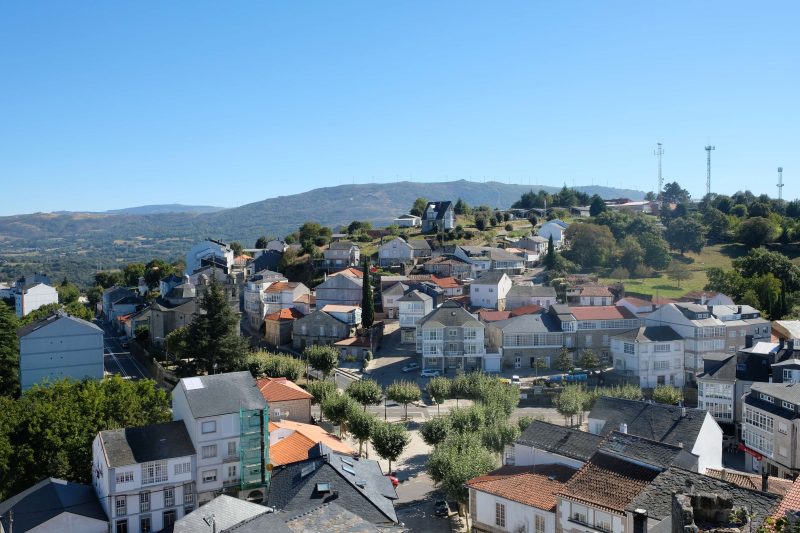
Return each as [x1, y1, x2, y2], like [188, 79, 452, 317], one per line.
[361, 258, 375, 328]
[544, 235, 556, 268]
[188, 278, 249, 374]
[0, 303, 20, 397]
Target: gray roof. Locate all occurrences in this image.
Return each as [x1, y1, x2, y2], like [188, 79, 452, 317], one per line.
[284, 502, 380, 533]
[473, 270, 508, 285]
[588, 397, 709, 448]
[407, 239, 431, 251]
[517, 420, 603, 462]
[698, 354, 737, 382]
[612, 326, 682, 343]
[328, 240, 357, 250]
[177, 371, 266, 419]
[421, 201, 453, 221]
[223, 512, 293, 532]
[494, 313, 561, 334]
[0, 478, 107, 532]
[626, 467, 779, 522]
[418, 300, 482, 328]
[266, 449, 398, 525]
[507, 284, 556, 298]
[599, 431, 698, 470]
[381, 282, 408, 296]
[99, 421, 195, 468]
[17, 312, 103, 338]
[397, 290, 432, 303]
[174, 495, 268, 533]
[750, 382, 800, 405]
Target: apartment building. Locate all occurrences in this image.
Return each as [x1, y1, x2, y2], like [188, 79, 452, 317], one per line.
[243, 270, 287, 329]
[741, 382, 800, 478]
[14, 280, 59, 318]
[171, 372, 269, 505]
[550, 305, 641, 365]
[469, 271, 513, 310]
[711, 304, 772, 353]
[609, 326, 685, 388]
[485, 313, 563, 371]
[416, 300, 488, 373]
[398, 290, 434, 345]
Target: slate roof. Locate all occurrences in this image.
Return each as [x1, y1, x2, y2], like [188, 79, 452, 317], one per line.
[258, 377, 313, 402]
[177, 371, 266, 419]
[173, 495, 268, 533]
[507, 285, 556, 297]
[0, 478, 108, 532]
[284, 502, 380, 533]
[613, 326, 682, 343]
[17, 312, 103, 338]
[558, 452, 659, 513]
[98, 421, 195, 468]
[421, 201, 453, 221]
[382, 282, 408, 297]
[750, 382, 800, 406]
[397, 290, 431, 303]
[223, 512, 293, 533]
[407, 239, 431, 251]
[588, 397, 708, 448]
[516, 420, 603, 462]
[494, 313, 561, 334]
[266, 448, 398, 525]
[698, 354, 737, 382]
[473, 270, 508, 285]
[599, 431, 697, 471]
[627, 467, 779, 523]
[418, 300, 482, 328]
[466, 464, 577, 512]
[328, 240, 357, 250]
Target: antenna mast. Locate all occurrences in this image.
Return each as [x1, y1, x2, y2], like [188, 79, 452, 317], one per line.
[705, 145, 715, 196]
[654, 142, 664, 196]
[777, 167, 784, 201]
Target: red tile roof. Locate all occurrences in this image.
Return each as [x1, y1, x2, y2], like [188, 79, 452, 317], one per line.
[269, 419, 353, 465]
[509, 305, 543, 317]
[431, 276, 462, 289]
[265, 308, 304, 321]
[334, 336, 371, 347]
[265, 281, 291, 293]
[332, 268, 363, 279]
[651, 296, 677, 306]
[479, 310, 511, 322]
[772, 477, 800, 521]
[705, 468, 793, 497]
[569, 306, 636, 321]
[467, 464, 577, 511]
[557, 453, 658, 514]
[578, 285, 613, 297]
[257, 377, 313, 402]
[294, 293, 315, 304]
[620, 297, 652, 308]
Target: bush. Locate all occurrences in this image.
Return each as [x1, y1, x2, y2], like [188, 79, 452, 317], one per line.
[633, 264, 654, 278]
[504, 223, 513, 231]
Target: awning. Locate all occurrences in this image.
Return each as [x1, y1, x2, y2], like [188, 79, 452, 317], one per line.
[738, 443, 763, 461]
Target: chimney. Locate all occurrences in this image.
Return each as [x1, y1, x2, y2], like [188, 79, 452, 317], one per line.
[737, 305, 743, 314]
[707, 304, 713, 313]
[781, 338, 786, 351]
[619, 423, 628, 434]
[762, 470, 769, 493]
[681, 407, 687, 418]
[790, 340, 796, 353]
[745, 335, 754, 349]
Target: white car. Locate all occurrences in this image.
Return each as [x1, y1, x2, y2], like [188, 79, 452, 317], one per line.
[511, 375, 521, 386]
[401, 362, 420, 373]
[420, 369, 440, 378]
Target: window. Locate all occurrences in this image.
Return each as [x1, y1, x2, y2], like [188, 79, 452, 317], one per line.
[164, 487, 174, 507]
[623, 342, 635, 355]
[184, 483, 195, 504]
[572, 510, 588, 524]
[202, 445, 217, 459]
[140, 516, 151, 533]
[779, 422, 789, 435]
[535, 514, 546, 533]
[784, 369, 795, 382]
[228, 465, 237, 478]
[654, 360, 670, 370]
[783, 401, 796, 411]
[163, 510, 176, 529]
[760, 393, 774, 404]
[174, 462, 191, 476]
[116, 471, 134, 484]
[139, 491, 150, 512]
[115, 496, 127, 517]
[115, 519, 128, 533]
[141, 460, 168, 485]
[202, 470, 217, 483]
[201, 421, 217, 434]
[745, 407, 774, 432]
[654, 343, 671, 352]
[495, 502, 506, 527]
[228, 441, 237, 457]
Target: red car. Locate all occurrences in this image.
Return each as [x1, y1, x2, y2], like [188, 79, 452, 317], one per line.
[386, 475, 399, 487]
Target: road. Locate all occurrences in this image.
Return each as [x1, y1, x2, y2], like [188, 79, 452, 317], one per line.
[95, 320, 151, 380]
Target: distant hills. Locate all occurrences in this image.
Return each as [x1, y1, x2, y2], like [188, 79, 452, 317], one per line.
[0, 180, 643, 284]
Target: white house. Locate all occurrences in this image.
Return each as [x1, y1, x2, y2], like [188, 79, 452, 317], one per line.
[416, 300, 489, 373]
[538, 220, 569, 248]
[393, 214, 421, 228]
[421, 201, 455, 232]
[378, 237, 431, 267]
[171, 372, 269, 505]
[470, 271, 513, 310]
[243, 270, 288, 329]
[610, 326, 685, 388]
[320, 304, 362, 326]
[185, 239, 234, 275]
[509, 420, 602, 469]
[505, 285, 557, 310]
[323, 241, 360, 269]
[315, 272, 362, 309]
[14, 281, 58, 318]
[398, 290, 434, 345]
[18, 313, 104, 391]
[92, 421, 197, 533]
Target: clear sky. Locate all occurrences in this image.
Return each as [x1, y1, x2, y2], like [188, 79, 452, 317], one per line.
[1, 2, 798, 215]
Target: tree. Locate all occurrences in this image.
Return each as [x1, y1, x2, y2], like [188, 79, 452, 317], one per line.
[361, 258, 374, 328]
[229, 241, 244, 256]
[122, 263, 146, 287]
[454, 198, 470, 215]
[609, 267, 629, 281]
[321, 393, 358, 436]
[450, 373, 470, 406]
[346, 379, 383, 411]
[730, 204, 748, 217]
[144, 259, 174, 288]
[427, 376, 451, 415]
[544, 235, 556, 269]
[245, 352, 305, 382]
[662, 181, 691, 205]
[578, 349, 600, 371]
[665, 217, 706, 255]
[733, 248, 800, 293]
[639, 232, 672, 270]
[427, 432, 495, 505]
[348, 410, 377, 456]
[618, 236, 644, 272]
[386, 380, 422, 420]
[556, 347, 573, 372]
[482, 421, 520, 459]
[666, 262, 692, 288]
[94, 270, 124, 288]
[255, 236, 269, 249]
[516, 415, 535, 433]
[555, 385, 587, 426]
[165, 326, 191, 360]
[187, 278, 249, 374]
[307, 380, 337, 412]
[737, 217, 776, 247]
[86, 286, 103, 308]
[371, 421, 410, 474]
[0, 303, 20, 397]
[56, 281, 80, 305]
[651, 385, 683, 405]
[420, 415, 452, 447]
[702, 208, 730, 239]
[410, 198, 428, 217]
[564, 223, 616, 268]
[589, 195, 607, 216]
[305, 345, 339, 381]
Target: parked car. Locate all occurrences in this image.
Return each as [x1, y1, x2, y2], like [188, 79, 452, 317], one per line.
[511, 375, 521, 387]
[401, 362, 420, 373]
[386, 474, 399, 487]
[421, 369, 440, 378]
[434, 500, 451, 517]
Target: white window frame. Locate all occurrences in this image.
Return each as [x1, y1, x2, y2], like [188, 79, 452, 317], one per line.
[202, 444, 218, 459]
[202, 470, 217, 483]
[201, 420, 217, 434]
[495, 502, 506, 527]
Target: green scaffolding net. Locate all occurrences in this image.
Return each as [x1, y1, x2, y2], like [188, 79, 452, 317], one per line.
[239, 404, 269, 490]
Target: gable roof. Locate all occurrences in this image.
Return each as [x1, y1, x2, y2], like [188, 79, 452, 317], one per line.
[430, 276, 461, 289]
[466, 464, 577, 512]
[328, 240, 357, 250]
[613, 326, 683, 343]
[495, 312, 561, 334]
[517, 420, 603, 462]
[17, 312, 103, 338]
[173, 495, 268, 533]
[271, 420, 353, 458]
[421, 200, 453, 221]
[283, 502, 380, 533]
[221, 512, 293, 533]
[176, 371, 266, 419]
[576, 284, 613, 297]
[473, 270, 508, 285]
[0, 478, 107, 532]
[479, 310, 511, 322]
[331, 267, 364, 279]
[507, 285, 556, 298]
[599, 430, 697, 471]
[569, 305, 636, 321]
[418, 300, 482, 328]
[321, 304, 360, 313]
[589, 397, 708, 448]
[98, 421, 195, 468]
[705, 468, 793, 497]
[510, 304, 544, 317]
[397, 290, 432, 303]
[258, 377, 313, 402]
[407, 239, 432, 251]
[558, 452, 660, 513]
[265, 308, 305, 321]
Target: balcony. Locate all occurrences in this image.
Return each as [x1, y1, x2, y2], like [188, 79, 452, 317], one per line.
[223, 454, 239, 463]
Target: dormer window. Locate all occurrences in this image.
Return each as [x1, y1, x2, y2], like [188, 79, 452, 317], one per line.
[760, 393, 774, 403]
[315, 482, 331, 493]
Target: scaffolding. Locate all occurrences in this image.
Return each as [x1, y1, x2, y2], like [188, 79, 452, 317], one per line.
[239, 403, 269, 491]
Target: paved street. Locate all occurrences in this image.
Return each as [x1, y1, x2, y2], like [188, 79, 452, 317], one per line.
[95, 320, 150, 380]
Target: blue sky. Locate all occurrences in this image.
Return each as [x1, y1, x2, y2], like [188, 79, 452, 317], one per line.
[1, 2, 798, 215]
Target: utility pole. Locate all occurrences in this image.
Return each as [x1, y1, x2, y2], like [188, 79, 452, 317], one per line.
[654, 143, 664, 196]
[705, 145, 715, 196]
[777, 167, 784, 201]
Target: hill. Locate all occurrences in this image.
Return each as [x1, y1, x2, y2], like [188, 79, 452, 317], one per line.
[100, 204, 225, 215]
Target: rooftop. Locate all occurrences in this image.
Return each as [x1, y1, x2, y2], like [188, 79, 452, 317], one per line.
[418, 300, 482, 328]
[173, 495, 270, 533]
[177, 371, 266, 419]
[430, 276, 462, 290]
[98, 421, 195, 468]
[257, 377, 313, 402]
[599, 430, 697, 471]
[510, 304, 544, 317]
[507, 284, 556, 297]
[613, 326, 683, 343]
[473, 270, 509, 285]
[321, 304, 361, 313]
[17, 312, 103, 338]
[705, 468, 793, 497]
[466, 464, 577, 512]
[265, 308, 305, 321]
[517, 420, 603, 462]
[569, 305, 637, 321]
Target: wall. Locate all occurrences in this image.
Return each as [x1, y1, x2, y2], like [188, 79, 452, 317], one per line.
[472, 490, 555, 533]
[511, 444, 583, 470]
[692, 413, 723, 473]
[270, 398, 312, 424]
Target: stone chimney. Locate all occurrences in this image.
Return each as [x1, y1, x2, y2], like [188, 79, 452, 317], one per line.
[762, 470, 769, 493]
[745, 335, 754, 349]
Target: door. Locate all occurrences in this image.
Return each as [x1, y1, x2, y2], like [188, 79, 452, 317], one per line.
[514, 356, 522, 369]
